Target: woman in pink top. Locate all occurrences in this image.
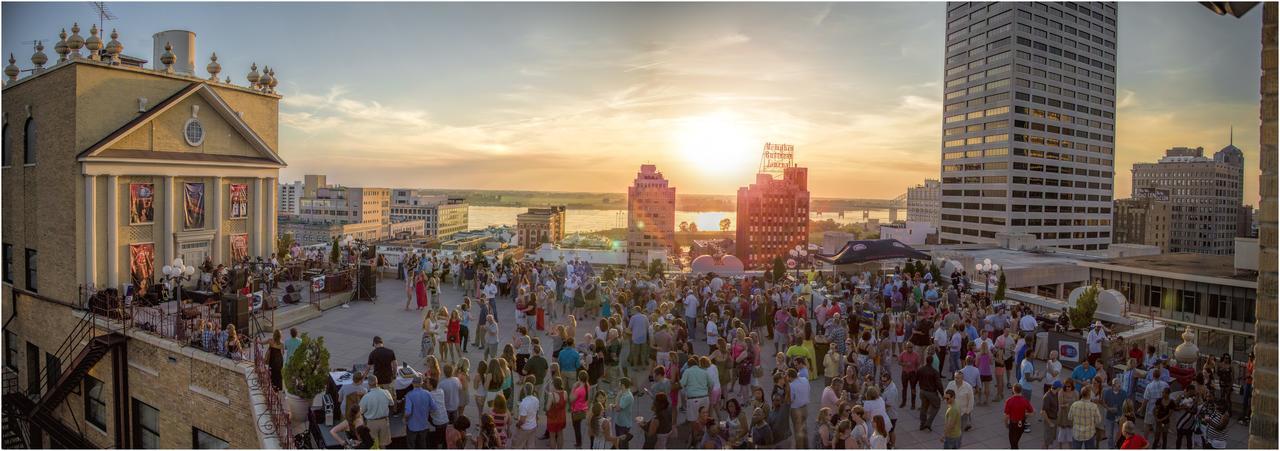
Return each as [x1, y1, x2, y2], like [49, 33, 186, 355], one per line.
[570, 370, 591, 447]
[976, 342, 994, 405]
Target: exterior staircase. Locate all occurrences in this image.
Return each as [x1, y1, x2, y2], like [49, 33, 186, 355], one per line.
[2, 305, 128, 449]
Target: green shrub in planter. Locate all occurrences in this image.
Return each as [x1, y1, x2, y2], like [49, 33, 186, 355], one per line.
[284, 333, 330, 399]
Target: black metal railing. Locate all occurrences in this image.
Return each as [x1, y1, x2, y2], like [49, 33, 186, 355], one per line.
[247, 312, 293, 448]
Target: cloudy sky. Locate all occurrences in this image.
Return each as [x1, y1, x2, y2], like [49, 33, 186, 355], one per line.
[2, 2, 1264, 204]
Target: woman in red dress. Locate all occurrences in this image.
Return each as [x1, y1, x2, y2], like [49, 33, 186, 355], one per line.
[535, 285, 547, 331]
[415, 271, 429, 310]
[546, 377, 568, 448]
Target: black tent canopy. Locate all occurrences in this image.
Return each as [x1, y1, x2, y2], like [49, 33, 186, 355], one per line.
[816, 239, 932, 264]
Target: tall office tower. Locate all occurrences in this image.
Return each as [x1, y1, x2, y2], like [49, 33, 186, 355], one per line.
[1131, 143, 1246, 255]
[907, 179, 942, 227]
[939, 2, 1118, 251]
[627, 165, 677, 267]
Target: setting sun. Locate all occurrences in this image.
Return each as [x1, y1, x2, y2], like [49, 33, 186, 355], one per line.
[672, 111, 759, 176]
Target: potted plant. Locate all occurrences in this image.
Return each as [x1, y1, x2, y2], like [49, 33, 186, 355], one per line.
[284, 333, 330, 432]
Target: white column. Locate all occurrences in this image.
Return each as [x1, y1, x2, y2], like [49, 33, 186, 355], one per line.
[84, 175, 98, 287]
[106, 175, 119, 289]
[163, 176, 175, 264]
[211, 176, 223, 264]
[265, 177, 277, 257]
[251, 177, 263, 258]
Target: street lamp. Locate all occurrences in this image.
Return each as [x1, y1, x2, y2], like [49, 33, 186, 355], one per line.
[161, 257, 196, 302]
[974, 258, 1000, 297]
[788, 245, 809, 280]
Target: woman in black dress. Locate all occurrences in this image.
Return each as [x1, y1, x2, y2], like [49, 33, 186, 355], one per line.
[267, 329, 285, 392]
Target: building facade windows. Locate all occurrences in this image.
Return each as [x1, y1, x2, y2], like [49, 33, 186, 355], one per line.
[3, 243, 11, 283]
[134, 398, 160, 449]
[4, 331, 16, 370]
[23, 117, 35, 165]
[24, 248, 36, 292]
[2, 122, 8, 167]
[84, 376, 107, 431]
[193, 428, 230, 449]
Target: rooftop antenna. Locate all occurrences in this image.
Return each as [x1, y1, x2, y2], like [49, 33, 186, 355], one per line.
[88, 2, 118, 33]
[1230, 125, 1234, 146]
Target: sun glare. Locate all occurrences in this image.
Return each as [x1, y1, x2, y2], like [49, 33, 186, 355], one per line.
[673, 112, 758, 176]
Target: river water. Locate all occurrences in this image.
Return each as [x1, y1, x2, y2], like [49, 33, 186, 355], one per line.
[467, 206, 893, 233]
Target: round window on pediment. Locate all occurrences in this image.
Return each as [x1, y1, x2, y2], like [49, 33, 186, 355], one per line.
[183, 118, 205, 147]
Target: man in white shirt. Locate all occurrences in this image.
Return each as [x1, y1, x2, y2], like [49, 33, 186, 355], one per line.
[706, 314, 720, 348]
[684, 292, 699, 340]
[514, 383, 540, 448]
[787, 367, 811, 443]
[945, 371, 976, 431]
[563, 276, 578, 303]
[1019, 312, 1038, 334]
[483, 279, 498, 301]
[1085, 321, 1108, 365]
[1143, 368, 1170, 434]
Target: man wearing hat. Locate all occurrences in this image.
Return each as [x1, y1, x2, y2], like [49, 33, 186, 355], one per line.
[1086, 321, 1110, 365]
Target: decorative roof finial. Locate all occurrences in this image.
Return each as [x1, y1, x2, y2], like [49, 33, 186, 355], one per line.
[105, 29, 123, 64]
[258, 66, 273, 92]
[4, 54, 19, 84]
[160, 41, 176, 73]
[55, 28, 69, 63]
[206, 52, 221, 81]
[268, 67, 278, 93]
[31, 41, 47, 72]
[246, 62, 260, 87]
[225, 75, 231, 84]
[67, 23, 85, 59]
[85, 23, 102, 61]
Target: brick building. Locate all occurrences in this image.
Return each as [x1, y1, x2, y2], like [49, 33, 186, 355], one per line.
[2, 27, 289, 448]
[1112, 197, 1172, 253]
[516, 206, 566, 248]
[735, 167, 810, 269]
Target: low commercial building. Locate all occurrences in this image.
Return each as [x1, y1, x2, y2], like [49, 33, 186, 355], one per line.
[1078, 241, 1258, 361]
[280, 219, 381, 245]
[929, 245, 1098, 299]
[880, 221, 937, 246]
[1113, 197, 1172, 252]
[516, 206, 566, 248]
[388, 193, 469, 239]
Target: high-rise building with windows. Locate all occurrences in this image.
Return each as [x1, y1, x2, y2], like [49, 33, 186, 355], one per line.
[939, 2, 1118, 251]
[278, 180, 303, 216]
[735, 167, 810, 269]
[627, 165, 676, 267]
[1131, 143, 1245, 255]
[906, 179, 942, 227]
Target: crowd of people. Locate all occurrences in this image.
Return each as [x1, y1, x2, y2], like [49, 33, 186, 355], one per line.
[314, 250, 1251, 449]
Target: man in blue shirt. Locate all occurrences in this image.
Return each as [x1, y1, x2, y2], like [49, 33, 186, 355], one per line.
[403, 377, 433, 449]
[628, 311, 650, 368]
[1070, 362, 1098, 386]
[558, 338, 581, 375]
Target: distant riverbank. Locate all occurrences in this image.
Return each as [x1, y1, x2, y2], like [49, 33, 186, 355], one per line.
[418, 188, 895, 212]
[467, 206, 893, 233]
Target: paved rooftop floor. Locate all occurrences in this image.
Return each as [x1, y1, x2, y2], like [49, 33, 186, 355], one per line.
[294, 275, 1251, 449]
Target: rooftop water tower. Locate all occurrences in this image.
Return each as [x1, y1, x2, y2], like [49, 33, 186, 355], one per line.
[152, 30, 195, 75]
